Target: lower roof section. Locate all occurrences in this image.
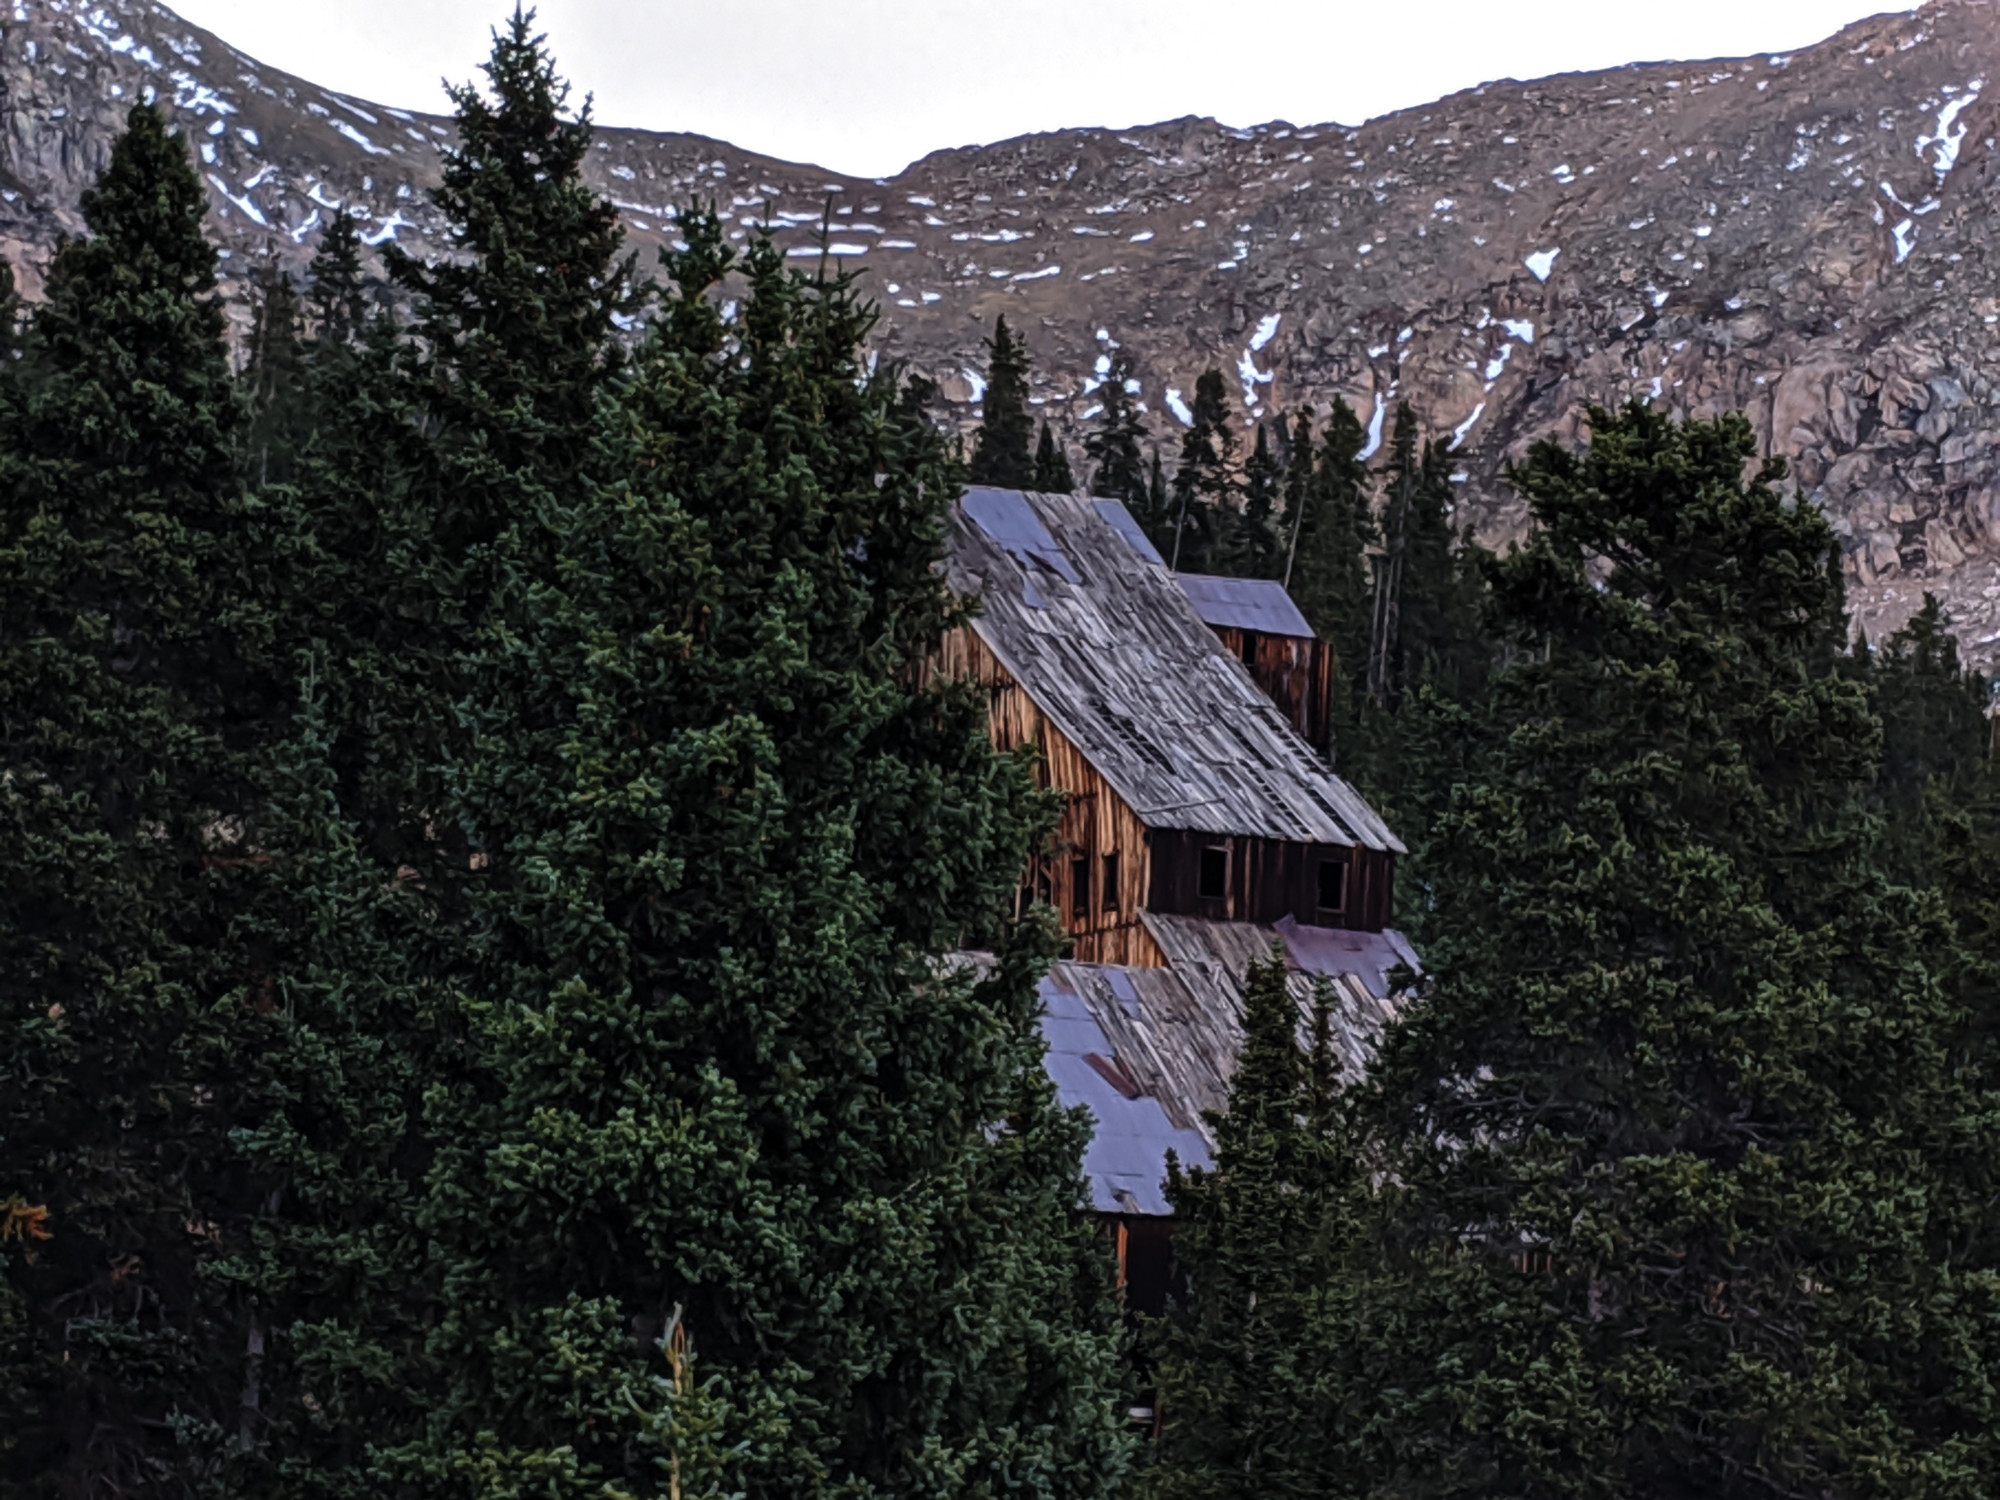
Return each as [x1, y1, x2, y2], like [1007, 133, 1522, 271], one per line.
[1036, 912, 1418, 1217]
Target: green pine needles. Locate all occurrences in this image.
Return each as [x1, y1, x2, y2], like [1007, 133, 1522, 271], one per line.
[1151, 404, 2000, 1500]
[969, 315, 1035, 489]
[1, 22, 1129, 1500]
[9, 19, 2000, 1500]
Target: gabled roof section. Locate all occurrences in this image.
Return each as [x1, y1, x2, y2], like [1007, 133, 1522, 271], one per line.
[947, 488, 1402, 852]
[1173, 574, 1316, 638]
[1047, 912, 1413, 1163]
[1090, 499, 1316, 637]
[1090, 498, 1166, 567]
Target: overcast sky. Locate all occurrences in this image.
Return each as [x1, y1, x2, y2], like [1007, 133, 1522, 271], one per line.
[167, 0, 1914, 178]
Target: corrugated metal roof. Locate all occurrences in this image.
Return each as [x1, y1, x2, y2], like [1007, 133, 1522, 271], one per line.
[972, 911, 1421, 1216]
[1270, 917, 1421, 1000]
[1040, 971, 1212, 1216]
[1041, 914, 1415, 1202]
[1173, 574, 1316, 639]
[962, 487, 1082, 584]
[949, 489, 1403, 853]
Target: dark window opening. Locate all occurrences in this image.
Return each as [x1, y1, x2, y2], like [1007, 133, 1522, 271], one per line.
[1238, 629, 1260, 667]
[1317, 858, 1348, 916]
[1071, 855, 1091, 918]
[1101, 852, 1121, 912]
[1199, 845, 1229, 902]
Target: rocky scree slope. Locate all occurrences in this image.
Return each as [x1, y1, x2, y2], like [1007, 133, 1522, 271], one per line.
[9, 0, 2000, 656]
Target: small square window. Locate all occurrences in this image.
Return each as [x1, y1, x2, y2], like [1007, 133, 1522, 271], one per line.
[1101, 852, 1120, 912]
[1317, 858, 1348, 915]
[1071, 855, 1091, 918]
[1199, 845, 1229, 902]
[1238, 630, 1260, 667]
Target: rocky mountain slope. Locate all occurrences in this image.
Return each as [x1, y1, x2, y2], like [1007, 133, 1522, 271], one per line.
[8, 0, 2000, 656]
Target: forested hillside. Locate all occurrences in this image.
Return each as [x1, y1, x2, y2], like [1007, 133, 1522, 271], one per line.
[5, 12, 2000, 1500]
[13, 0, 2000, 655]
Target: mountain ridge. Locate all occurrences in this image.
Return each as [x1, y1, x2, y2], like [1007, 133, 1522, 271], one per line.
[7, 0, 2000, 658]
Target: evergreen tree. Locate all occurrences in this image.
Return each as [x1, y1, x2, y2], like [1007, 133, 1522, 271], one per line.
[1394, 426, 1490, 708]
[384, 5, 642, 567]
[1148, 959, 1370, 1498]
[1854, 596, 1991, 887]
[1357, 404, 2000, 1496]
[305, 207, 370, 347]
[1033, 417, 1076, 492]
[347, 5, 645, 877]
[1084, 349, 1147, 509]
[967, 314, 1034, 488]
[245, 253, 309, 483]
[896, 369, 942, 430]
[1286, 398, 1373, 713]
[1278, 410, 1314, 586]
[1217, 421, 1283, 579]
[1164, 369, 1236, 572]
[0, 101, 277, 1492]
[392, 212, 1131, 1499]
[1144, 447, 1168, 541]
[0, 261, 18, 360]
[1365, 405, 1420, 704]
[1871, 593, 1989, 804]
[192, 672, 445, 1499]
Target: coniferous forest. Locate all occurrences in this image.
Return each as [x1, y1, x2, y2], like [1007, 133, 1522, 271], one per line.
[6, 17, 2000, 1500]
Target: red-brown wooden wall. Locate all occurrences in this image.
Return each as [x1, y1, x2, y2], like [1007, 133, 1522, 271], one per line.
[1208, 627, 1336, 754]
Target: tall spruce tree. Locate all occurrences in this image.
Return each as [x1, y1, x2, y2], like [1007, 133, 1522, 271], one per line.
[1393, 428, 1489, 707]
[305, 207, 369, 346]
[1278, 410, 1314, 586]
[0, 102, 280, 1491]
[1148, 959, 1371, 1499]
[1365, 405, 1421, 704]
[0, 261, 18, 361]
[1870, 594, 1989, 805]
[245, 254, 309, 484]
[351, 5, 645, 877]
[1034, 417, 1076, 491]
[968, 314, 1034, 487]
[1145, 448, 1168, 540]
[1286, 398, 1374, 716]
[1164, 369, 1237, 572]
[1216, 426, 1280, 584]
[383, 4, 641, 593]
[1084, 349, 1148, 509]
[1356, 404, 2000, 1496]
[392, 211, 1131, 1499]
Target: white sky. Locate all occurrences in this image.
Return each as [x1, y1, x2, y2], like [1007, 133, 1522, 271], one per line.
[166, 0, 1914, 178]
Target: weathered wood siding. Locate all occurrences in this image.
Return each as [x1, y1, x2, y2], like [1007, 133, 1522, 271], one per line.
[937, 626, 1167, 968]
[1209, 626, 1336, 753]
[1147, 830, 1396, 933]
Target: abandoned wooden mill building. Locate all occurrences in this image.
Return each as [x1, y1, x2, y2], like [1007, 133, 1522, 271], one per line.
[941, 488, 1419, 1306]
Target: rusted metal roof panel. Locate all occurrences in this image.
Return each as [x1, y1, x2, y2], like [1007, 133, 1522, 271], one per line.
[1173, 573, 1316, 639]
[1270, 917, 1422, 1000]
[948, 489, 1403, 853]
